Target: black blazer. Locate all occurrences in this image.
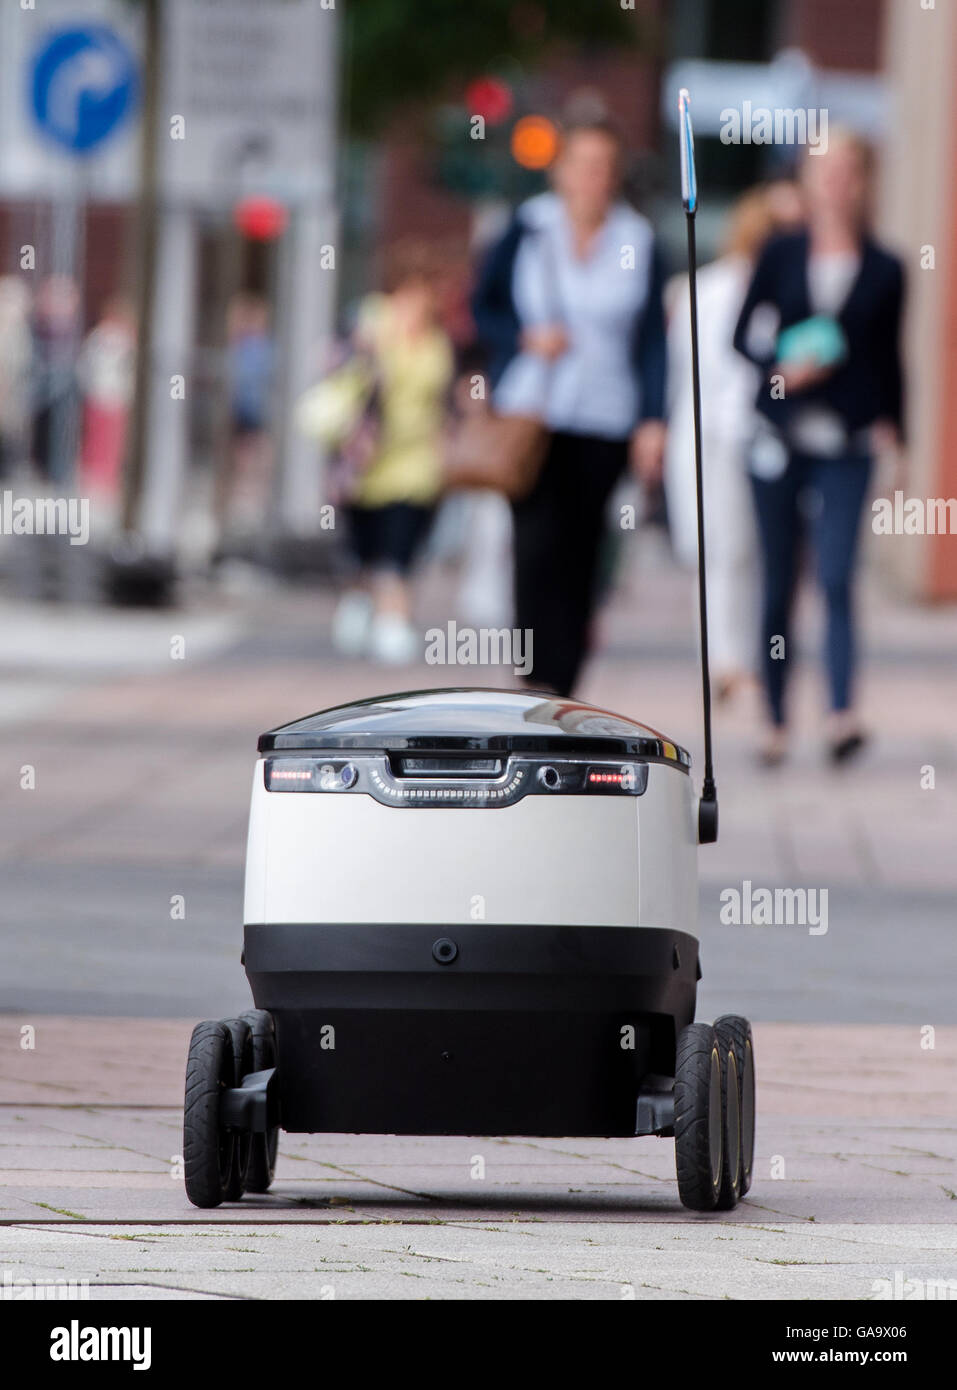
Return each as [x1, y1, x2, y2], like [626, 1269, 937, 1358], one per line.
[732, 231, 905, 441]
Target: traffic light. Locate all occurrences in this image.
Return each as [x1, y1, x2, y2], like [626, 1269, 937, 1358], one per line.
[432, 77, 559, 201]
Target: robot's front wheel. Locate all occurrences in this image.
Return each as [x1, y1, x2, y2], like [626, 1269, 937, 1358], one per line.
[183, 1020, 235, 1209]
[674, 1018, 754, 1212]
[674, 1022, 724, 1211]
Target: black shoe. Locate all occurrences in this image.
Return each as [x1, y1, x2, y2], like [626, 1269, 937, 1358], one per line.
[829, 730, 867, 765]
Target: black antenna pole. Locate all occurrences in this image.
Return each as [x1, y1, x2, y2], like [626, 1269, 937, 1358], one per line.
[678, 89, 718, 844]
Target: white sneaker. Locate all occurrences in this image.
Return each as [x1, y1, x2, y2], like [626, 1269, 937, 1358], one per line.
[332, 590, 373, 657]
[369, 613, 418, 665]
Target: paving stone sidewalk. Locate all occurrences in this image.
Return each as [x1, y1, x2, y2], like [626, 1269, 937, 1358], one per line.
[0, 551, 955, 1296]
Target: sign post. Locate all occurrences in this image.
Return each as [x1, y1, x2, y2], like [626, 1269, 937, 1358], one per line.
[28, 22, 139, 489]
[118, 0, 339, 586]
[30, 24, 138, 156]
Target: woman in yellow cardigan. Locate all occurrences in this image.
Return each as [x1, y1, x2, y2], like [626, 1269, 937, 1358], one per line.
[334, 244, 454, 664]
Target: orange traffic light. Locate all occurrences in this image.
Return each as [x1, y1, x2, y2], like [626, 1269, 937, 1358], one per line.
[510, 115, 559, 170]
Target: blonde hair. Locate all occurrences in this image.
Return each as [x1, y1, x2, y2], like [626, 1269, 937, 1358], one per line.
[721, 187, 777, 259]
[801, 126, 876, 230]
[808, 126, 875, 180]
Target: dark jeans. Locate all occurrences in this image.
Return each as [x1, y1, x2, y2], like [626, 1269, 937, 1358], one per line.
[750, 449, 872, 727]
[512, 430, 628, 695]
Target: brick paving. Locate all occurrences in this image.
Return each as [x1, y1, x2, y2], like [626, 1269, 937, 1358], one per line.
[0, 547, 955, 1295]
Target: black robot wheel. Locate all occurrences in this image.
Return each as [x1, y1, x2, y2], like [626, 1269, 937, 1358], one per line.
[714, 1028, 742, 1210]
[715, 1015, 755, 1196]
[222, 1017, 253, 1200]
[183, 1020, 235, 1209]
[240, 1009, 280, 1192]
[674, 1022, 723, 1211]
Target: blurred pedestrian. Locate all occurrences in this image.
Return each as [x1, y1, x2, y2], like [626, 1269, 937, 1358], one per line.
[30, 275, 81, 485]
[77, 295, 136, 505]
[665, 186, 784, 701]
[472, 117, 667, 695]
[733, 131, 905, 765]
[0, 277, 32, 478]
[219, 293, 276, 537]
[332, 242, 454, 664]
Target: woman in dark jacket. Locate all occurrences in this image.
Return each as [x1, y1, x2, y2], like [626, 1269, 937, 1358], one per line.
[733, 131, 905, 764]
[472, 118, 667, 696]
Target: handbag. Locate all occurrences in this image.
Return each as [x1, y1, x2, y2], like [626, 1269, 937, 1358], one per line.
[294, 345, 382, 502]
[445, 226, 562, 501]
[443, 405, 549, 501]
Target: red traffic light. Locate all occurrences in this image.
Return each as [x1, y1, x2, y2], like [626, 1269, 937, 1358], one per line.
[465, 76, 513, 125]
[234, 195, 288, 241]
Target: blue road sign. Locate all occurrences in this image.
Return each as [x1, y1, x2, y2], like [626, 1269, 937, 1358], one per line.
[30, 24, 138, 156]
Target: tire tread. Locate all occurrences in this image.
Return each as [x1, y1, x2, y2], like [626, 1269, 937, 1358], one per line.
[715, 1014, 755, 1196]
[183, 1020, 232, 1209]
[674, 1022, 722, 1211]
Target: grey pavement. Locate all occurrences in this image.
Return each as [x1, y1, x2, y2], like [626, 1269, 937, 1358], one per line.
[4, 1220, 957, 1301]
[1, 1016, 956, 1298]
[1, 546, 956, 1297]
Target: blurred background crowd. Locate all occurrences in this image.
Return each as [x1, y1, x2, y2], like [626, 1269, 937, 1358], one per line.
[0, 0, 954, 762]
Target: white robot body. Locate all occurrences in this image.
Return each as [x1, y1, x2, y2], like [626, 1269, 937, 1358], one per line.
[244, 758, 696, 931]
[240, 690, 702, 1137]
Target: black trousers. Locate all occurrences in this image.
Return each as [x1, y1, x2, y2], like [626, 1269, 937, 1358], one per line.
[511, 430, 629, 695]
[346, 502, 434, 576]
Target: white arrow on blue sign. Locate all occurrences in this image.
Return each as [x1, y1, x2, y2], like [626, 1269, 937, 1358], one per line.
[30, 24, 139, 156]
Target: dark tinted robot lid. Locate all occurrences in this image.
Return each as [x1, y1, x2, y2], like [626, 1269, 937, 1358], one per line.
[258, 688, 691, 766]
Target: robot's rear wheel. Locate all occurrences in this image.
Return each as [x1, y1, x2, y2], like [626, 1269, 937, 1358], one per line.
[714, 1031, 742, 1210]
[715, 1015, 755, 1196]
[240, 1009, 280, 1192]
[223, 1017, 253, 1200]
